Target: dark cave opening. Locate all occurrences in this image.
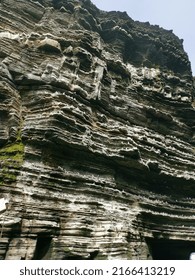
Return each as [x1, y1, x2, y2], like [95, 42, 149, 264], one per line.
[33, 235, 52, 260]
[146, 237, 195, 260]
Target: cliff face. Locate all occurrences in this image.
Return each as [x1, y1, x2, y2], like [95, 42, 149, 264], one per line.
[0, 0, 195, 260]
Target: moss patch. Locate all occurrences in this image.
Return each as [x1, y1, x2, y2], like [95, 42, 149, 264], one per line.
[0, 130, 24, 185]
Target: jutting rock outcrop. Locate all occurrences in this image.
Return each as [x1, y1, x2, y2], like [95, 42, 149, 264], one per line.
[0, 0, 195, 260]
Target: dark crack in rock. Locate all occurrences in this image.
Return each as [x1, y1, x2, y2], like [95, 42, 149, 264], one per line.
[0, 0, 195, 260]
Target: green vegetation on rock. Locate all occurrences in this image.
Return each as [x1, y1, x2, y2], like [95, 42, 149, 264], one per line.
[0, 129, 24, 185]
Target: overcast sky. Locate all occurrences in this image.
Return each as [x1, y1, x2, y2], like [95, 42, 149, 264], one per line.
[91, 0, 195, 75]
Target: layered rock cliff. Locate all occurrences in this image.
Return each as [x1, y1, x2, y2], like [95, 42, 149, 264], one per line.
[0, 0, 195, 260]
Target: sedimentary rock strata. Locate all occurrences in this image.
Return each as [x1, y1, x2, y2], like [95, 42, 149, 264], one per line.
[0, 0, 195, 259]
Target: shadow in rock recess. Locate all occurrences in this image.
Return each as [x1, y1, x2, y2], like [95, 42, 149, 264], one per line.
[146, 237, 195, 260]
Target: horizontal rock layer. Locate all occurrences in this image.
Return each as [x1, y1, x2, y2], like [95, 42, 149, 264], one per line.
[0, 0, 195, 260]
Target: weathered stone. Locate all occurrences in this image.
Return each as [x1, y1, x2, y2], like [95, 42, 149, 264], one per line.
[37, 37, 61, 53]
[0, 0, 195, 260]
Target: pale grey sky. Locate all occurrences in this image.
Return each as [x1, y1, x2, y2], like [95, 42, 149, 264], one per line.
[91, 0, 195, 75]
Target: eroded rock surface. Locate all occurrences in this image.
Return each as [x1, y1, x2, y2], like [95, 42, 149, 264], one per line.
[0, 0, 195, 260]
